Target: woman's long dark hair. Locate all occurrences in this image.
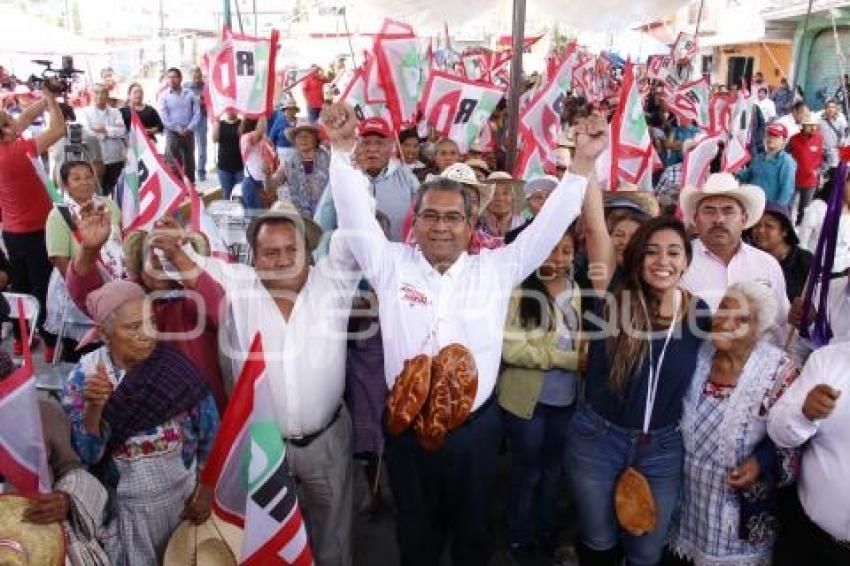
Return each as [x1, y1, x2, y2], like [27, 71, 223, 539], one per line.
[606, 216, 693, 391]
[506, 221, 578, 330]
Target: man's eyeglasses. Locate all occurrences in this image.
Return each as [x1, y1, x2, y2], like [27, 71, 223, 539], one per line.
[416, 211, 467, 227]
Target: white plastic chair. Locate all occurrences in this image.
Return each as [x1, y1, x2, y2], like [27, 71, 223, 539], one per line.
[3, 292, 40, 353]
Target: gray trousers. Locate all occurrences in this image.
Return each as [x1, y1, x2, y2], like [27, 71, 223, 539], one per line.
[286, 405, 354, 566]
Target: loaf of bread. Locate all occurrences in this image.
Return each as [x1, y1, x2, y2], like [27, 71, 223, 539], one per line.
[434, 343, 478, 430]
[385, 354, 431, 436]
[414, 358, 453, 451]
[614, 466, 657, 536]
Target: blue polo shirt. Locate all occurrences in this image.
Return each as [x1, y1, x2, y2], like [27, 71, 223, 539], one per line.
[737, 150, 797, 208]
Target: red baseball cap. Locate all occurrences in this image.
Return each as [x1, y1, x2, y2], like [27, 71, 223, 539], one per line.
[357, 117, 392, 138]
[767, 123, 788, 139]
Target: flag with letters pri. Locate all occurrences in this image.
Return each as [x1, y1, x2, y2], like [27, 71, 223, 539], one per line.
[202, 26, 279, 119]
[374, 19, 430, 129]
[201, 333, 313, 565]
[418, 71, 506, 153]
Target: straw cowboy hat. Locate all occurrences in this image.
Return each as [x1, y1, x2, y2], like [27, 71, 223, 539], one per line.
[465, 157, 491, 176]
[0, 495, 65, 566]
[285, 119, 321, 144]
[679, 172, 766, 229]
[123, 230, 211, 277]
[247, 199, 323, 252]
[431, 163, 494, 210]
[486, 171, 526, 212]
[801, 112, 820, 126]
[163, 516, 244, 566]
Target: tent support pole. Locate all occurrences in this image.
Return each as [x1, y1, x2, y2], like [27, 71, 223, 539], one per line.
[505, 0, 527, 172]
[792, 0, 815, 90]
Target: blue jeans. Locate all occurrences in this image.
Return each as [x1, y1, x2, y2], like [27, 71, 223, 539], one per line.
[217, 169, 244, 200]
[308, 107, 322, 122]
[240, 174, 263, 210]
[565, 404, 683, 566]
[504, 403, 574, 546]
[194, 118, 208, 179]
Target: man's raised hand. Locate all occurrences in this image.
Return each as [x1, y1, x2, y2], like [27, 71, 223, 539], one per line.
[571, 112, 608, 175]
[321, 103, 358, 152]
[77, 201, 111, 252]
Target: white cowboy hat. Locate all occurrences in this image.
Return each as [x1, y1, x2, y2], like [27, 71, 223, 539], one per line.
[678, 172, 766, 229]
[163, 516, 243, 566]
[801, 112, 820, 126]
[432, 162, 495, 209]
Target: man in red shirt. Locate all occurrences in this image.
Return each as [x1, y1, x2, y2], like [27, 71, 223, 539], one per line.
[787, 112, 825, 225]
[302, 64, 330, 123]
[0, 87, 65, 358]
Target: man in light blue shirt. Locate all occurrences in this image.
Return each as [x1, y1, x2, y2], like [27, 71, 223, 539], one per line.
[183, 66, 208, 182]
[158, 67, 201, 182]
[738, 122, 796, 211]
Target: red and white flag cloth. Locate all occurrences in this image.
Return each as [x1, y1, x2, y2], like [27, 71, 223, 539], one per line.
[202, 26, 279, 120]
[0, 300, 50, 496]
[121, 110, 189, 235]
[374, 19, 429, 129]
[201, 333, 313, 566]
[682, 133, 723, 189]
[514, 132, 550, 180]
[418, 71, 506, 154]
[278, 66, 317, 93]
[519, 42, 578, 165]
[668, 77, 710, 128]
[708, 92, 731, 135]
[340, 67, 392, 126]
[671, 32, 698, 64]
[610, 62, 657, 189]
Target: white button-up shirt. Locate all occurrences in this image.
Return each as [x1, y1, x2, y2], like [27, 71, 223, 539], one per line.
[329, 151, 587, 410]
[679, 238, 790, 334]
[191, 234, 360, 438]
[77, 105, 127, 164]
[768, 343, 850, 541]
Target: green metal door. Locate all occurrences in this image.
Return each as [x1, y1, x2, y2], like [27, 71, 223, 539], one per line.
[805, 26, 850, 109]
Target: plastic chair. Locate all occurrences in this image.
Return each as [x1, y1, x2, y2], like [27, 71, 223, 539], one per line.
[3, 292, 40, 353]
[52, 301, 95, 364]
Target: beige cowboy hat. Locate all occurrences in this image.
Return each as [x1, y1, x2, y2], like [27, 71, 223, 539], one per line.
[163, 516, 244, 566]
[801, 112, 820, 126]
[679, 172, 766, 229]
[246, 199, 323, 252]
[432, 162, 495, 210]
[464, 157, 492, 177]
[0, 495, 64, 566]
[124, 229, 211, 277]
[486, 171, 526, 212]
[603, 189, 661, 218]
[285, 119, 321, 144]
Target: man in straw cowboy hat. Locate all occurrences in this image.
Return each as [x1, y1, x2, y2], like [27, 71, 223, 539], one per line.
[679, 172, 790, 336]
[321, 100, 605, 565]
[149, 200, 362, 565]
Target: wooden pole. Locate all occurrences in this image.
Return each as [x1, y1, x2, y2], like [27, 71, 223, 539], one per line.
[223, 0, 231, 29]
[505, 0, 527, 172]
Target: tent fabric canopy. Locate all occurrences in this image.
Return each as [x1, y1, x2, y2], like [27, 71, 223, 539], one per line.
[350, 0, 690, 32]
[0, 10, 109, 56]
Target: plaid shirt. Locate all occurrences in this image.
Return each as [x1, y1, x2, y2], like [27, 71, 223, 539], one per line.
[655, 163, 683, 208]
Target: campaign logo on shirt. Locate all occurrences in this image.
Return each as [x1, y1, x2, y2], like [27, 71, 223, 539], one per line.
[400, 284, 429, 307]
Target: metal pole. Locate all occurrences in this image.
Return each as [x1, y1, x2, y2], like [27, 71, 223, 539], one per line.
[693, 0, 705, 37]
[253, 0, 258, 36]
[223, 0, 232, 29]
[791, 0, 816, 92]
[159, 0, 166, 76]
[505, 0, 526, 172]
[342, 8, 358, 67]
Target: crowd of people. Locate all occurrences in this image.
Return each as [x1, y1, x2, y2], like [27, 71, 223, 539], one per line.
[0, 55, 848, 566]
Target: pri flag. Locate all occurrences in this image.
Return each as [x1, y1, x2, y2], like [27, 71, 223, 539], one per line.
[340, 68, 392, 126]
[520, 42, 577, 162]
[0, 300, 50, 496]
[671, 32, 698, 64]
[202, 27, 279, 119]
[668, 78, 710, 128]
[122, 111, 189, 234]
[419, 71, 506, 154]
[610, 62, 656, 189]
[514, 137, 549, 180]
[681, 134, 722, 189]
[201, 333, 313, 566]
[374, 19, 429, 129]
[708, 92, 731, 135]
[188, 179, 234, 262]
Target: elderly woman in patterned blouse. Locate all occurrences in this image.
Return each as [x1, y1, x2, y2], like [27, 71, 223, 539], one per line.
[61, 280, 218, 566]
[669, 281, 801, 566]
[264, 120, 330, 215]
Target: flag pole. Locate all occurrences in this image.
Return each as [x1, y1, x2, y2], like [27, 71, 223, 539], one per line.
[791, 0, 815, 93]
[505, 0, 527, 172]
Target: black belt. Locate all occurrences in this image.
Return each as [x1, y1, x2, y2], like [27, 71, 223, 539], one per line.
[285, 405, 342, 448]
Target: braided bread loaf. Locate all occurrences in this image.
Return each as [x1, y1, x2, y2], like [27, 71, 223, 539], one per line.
[385, 354, 431, 436]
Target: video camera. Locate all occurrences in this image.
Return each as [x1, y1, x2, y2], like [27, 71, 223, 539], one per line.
[27, 56, 83, 96]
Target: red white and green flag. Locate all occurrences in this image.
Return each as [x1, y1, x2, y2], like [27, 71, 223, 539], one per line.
[610, 62, 656, 189]
[374, 19, 430, 128]
[201, 333, 313, 566]
[0, 301, 50, 496]
[514, 133, 549, 180]
[519, 42, 577, 163]
[202, 27, 279, 120]
[340, 67, 392, 126]
[122, 111, 189, 234]
[682, 133, 722, 189]
[708, 92, 731, 135]
[418, 71, 505, 154]
[669, 77, 710, 128]
[187, 178, 234, 263]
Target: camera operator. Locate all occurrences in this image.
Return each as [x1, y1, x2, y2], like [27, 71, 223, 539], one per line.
[77, 83, 126, 197]
[50, 103, 104, 187]
[0, 86, 65, 359]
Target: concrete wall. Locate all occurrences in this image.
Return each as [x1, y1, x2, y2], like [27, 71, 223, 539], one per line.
[791, 12, 850, 108]
[709, 42, 792, 87]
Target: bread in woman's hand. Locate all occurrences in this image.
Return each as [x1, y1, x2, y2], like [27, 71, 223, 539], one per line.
[385, 354, 431, 436]
[433, 343, 478, 430]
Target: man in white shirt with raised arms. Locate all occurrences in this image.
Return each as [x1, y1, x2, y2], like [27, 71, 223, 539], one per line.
[322, 102, 605, 565]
